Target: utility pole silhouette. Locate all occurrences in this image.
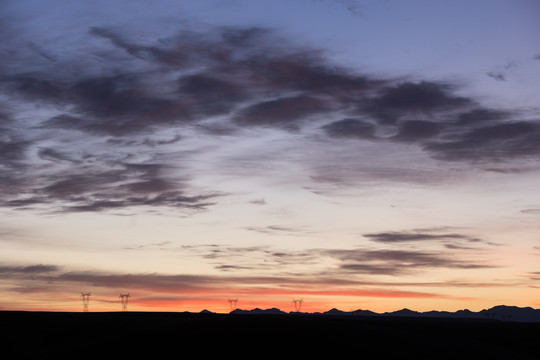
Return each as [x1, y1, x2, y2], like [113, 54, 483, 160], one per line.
[119, 293, 130, 311]
[292, 299, 304, 312]
[228, 298, 239, 311]
[81, 292, 91, 312]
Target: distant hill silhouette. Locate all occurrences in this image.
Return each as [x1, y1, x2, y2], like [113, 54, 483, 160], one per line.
[231, 307, 287, 315]
[231, 305, 540, 322]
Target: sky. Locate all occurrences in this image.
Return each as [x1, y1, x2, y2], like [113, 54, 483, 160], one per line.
[1, 0, 540, 313]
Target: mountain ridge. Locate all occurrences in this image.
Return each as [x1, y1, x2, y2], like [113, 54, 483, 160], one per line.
[228, 304, 540, 322]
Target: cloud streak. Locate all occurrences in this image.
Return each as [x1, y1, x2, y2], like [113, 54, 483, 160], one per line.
[0, 261, 496, 305]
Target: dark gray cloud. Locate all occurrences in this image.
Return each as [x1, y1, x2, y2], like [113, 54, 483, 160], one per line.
[57, 192, 220, 213]
[0, 108, 29, 168]
[183, 243, 320, 271]
[35, 75, 185, 136]
[362, 81, 473, 124]
[529, 272, 540, 281]
[0, 264, 60, 275]
[1, 159, 221, 213]
[2, 21, 540, 216]
[455, 108, 511, 125]
[0, 262, 318, 294]
[363, 230, 481, 244]
[326, 96, 540, 163]
[323, 248, 495, 276]
[37, 147, 79, 163]
[244, 225, 309, 236]
[486, 60, 518, 82]
[0, 135, 29, 166]
[521, 209, 540, 215]
[234, 95, 333, 130]
[324, 227, 499, 275]
[3, 76, 66, 103]
[424, 121, 540, 161]
[0, 256, 508, 299]
[486, 71, 506, 81]
[175, 238, 495, 277]
[178, 73, 249, 117]
[3, 22, 534, 148]
[393, 120, 442, 141]
[322, 118, 376, 139]
[247, 52, 375, 96]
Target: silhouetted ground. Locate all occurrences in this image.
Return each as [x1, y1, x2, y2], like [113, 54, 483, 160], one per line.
[2, 311, 539, 359]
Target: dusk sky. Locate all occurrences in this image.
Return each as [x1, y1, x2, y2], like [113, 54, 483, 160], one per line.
[1, 0, 540, 313]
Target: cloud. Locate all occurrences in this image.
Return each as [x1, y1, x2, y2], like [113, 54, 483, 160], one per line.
[2, 20, 540, 216]
[249, 198, 267, 206]
[322, 118, 376, 139]
[0, 135, 30, 166]
[486, 60, 518, 81]
[234, 95, 333, 130]
[36, 75, 184, 136]
[325, 248, 495, 276]
[174, 237, 496, 277]
[362, 81, 473, 124]
[521, 209, 540, 215]
[244, 225, 309, 235]
[58, 192, 220, 213]
[313, 0, 363, 16]
[0, 261, 463, 301]
[393, 120, 442, 141]
[528, 272, 540, 281]
[363, 230, 482, 244]
[0, 260, 510, 309]
[486, 71, 506, 81]
[3, 76, 66, 104]
[455, 108, 511, 125]
[424, 121, 540, 162]
[37, 147, 79, 163]
[179, 243, 321, 272]
[1, 159, 222, 213]
[0, 264, 60, 275]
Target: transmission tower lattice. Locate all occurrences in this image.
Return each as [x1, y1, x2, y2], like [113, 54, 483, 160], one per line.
[81, 292, 91, 312]
[119, 293, 130, 311]
[292, 299, 304, 312]
[228, 298, 239, 311]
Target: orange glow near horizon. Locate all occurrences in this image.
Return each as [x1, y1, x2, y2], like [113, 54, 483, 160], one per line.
[3, 284, 537, 314]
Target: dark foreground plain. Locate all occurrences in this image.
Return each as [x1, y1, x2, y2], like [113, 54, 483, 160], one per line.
[3, 311, 540, 359]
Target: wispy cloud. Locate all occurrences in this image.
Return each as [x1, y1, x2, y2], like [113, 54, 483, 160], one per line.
[166, 232, 498, 278]
[0, 262, 487, 302]
[0, 264, 61, 275]
[322, 248, 496, 276]
[363, 229, 483, 246]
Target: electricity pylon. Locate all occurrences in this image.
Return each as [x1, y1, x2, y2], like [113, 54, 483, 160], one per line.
[119, 293, 130, 311]
[81, 292, 91, 312]
[228, 298, 239, 311]
[292, 298, 303, 312]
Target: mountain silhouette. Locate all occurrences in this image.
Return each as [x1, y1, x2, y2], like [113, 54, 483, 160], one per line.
[230, 305, 540, 322]
[230, 307, 287, 315]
